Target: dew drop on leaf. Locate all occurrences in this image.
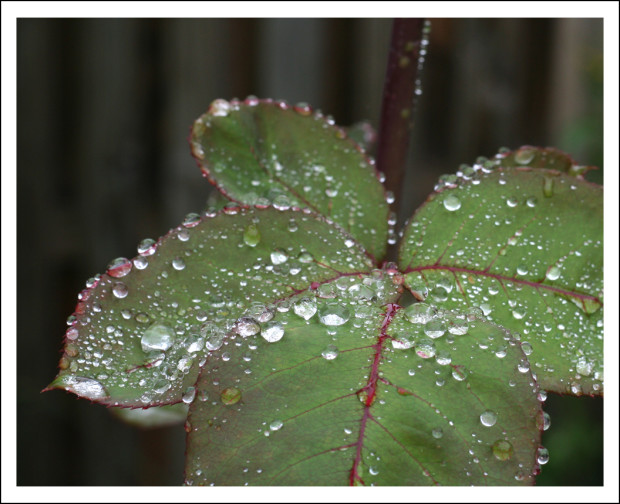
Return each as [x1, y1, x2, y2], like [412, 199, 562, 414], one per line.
[545, 265, 561, 281]
[270, 420, 284, 431]
[234, 317, 261, 337]
[543, 176, 554, 198]
[318, 303, 350, 326]
[172, 257, 186, 271]
[182, 386, 197, 404]
[576, 357, 594, 376]
[141, 323, 176, 353]
[261, 321, 284, 343]
[514, 148, 535, 165]
[137, 238, 157, 256]
[480, 410, 497, 427]
[56, 375, 109, 400]
[293, 298, 317, 320]
[107, 257, 132, 278]
[183, 212, 201, 228]
[443, 194, 461, 211]
[153, 379, 172, 394]
[112, 282, 129, 299]
[243, 224, 261, 247]
[404, 303, 435, 324]
[270, 249, 288, 265]
[424, 318, 446, 339]
[220, 387, 241, 405]
[537, 446, 550, 465]
[415, 339, 436, 359]
[492, 439, 514, 461]
[321, 344, 339, 360]
[432, 427, 444, 439]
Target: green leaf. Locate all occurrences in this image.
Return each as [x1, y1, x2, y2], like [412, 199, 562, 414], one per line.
[399, 159, 603, 396]
[184, 305, 542, 485]
[47, 207, 377, 407]
[190, 98, 389, 260]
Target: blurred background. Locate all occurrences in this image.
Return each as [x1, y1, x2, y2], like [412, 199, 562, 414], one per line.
[17, 18, 603, 485]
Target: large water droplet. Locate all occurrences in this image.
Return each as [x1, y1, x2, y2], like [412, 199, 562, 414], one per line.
[243, 224, 261, 247]
[261, 321, 284, 343]
[545, 265, 561, 281]
[432, 427, 443, 439]
[107, 257, 132, 278]
[270, 419, 284, 431]
[112, 282, 128, 299]
[321, 344, 339, 360]
[515, 148, 535, 165]
[492, 439, 514, 461]
[318, 303, 350, 326]
[142, 323, 176, 353]
[480, 410, 497, 427]
[220, 387, 241, 405]
[537, 446, 550, 465]
[210, 98, 231, 117]
[443, 194, 462, 212]
[576, 356, 593, 376]
[138, 238, 157, 256]
[234, 317, 261, 337]
[56, 375, 109, 400]
[415, 339, 436, 359]
[424, 319, 446, 339]
[182, 386, 197, 404]
[404, 303, 435, 324]
[270, 249, 289, 265]
[293, 298, 317, 320]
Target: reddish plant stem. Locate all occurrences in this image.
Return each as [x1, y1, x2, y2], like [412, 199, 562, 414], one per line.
[376, 18, 425, 259]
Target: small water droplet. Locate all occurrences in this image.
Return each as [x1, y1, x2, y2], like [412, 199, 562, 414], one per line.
[138, 238, 157, 256]
[537, 446, 550, 465]
[545, 265, 561, 281]
[543, 176, 554, 198]
[270, 419, 284, 431]
[293, 298, 317, 320]
[183, 213, 201, 228]
[107, 257, 132, 278]
[480, 410, 497, 427]
[424, 318, 446, 339]
[270, 249, 288, 265]
[318, 303, 350, 326]
[435, 351, 451, 365]
[443, 194, 462, 212]
[515, 148, 535, 165]
[112, 282, 128, 299]
[210, 98, 231, 117]
[492, 439, 514, 461]
[521, 342, 533, 356]
[261, 321, 284, 343]
[234, 317, 261, 337]
[432, 427, 444, 439]
[576, 356, 593, 376]
[141, 323, 175, 352]
[220, 387, 241, 405]
[172, 257, 186, 271]
[415, 339, 436, 359]
[517, 359, 530, 373]
[182, 386, 197, 404]
[321, 344, 339, 360]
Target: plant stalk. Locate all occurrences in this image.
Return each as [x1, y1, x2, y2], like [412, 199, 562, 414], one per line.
[376, 18, 426, 261]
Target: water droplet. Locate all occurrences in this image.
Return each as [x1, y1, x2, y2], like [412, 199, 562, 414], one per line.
[404, 303, 435, 324]
[270, 419, 284, 431]
[521, 342, 533, 355]
[506, 197, 519, 208]
[545, 265, 561, 281]
[495, 346, 507, 358]
[526, 196, 538, 208]
[321, 345, 339, 360]
[435, 351, 451, 365]
[432, 427, 444, 439]
[543, 176, 554, 198]
[141, 323, 175, 352]
[107, 257, 132, 278]
[369, 466, 379, 476]
[536, 411, 551, 431]
[298, 251, 314, 263]
[517, 359, 530, 373]
[515, 148, 535, 165]
[153, 378, 171, 394]
[415, 339, 436, 359]
[293, 297, 317, 320]
[270, 249, 288, 265]
[112, 282, 128, 299]
[261, 321, 284, 343]
[443, 194, 462, 212]
[234, 317, 261, 337]
[138, 238, 157, 256]
[242, 224, 260, 247]
[318, 303, 350, 326]
[492, 439, 514, 461]
[537, 446, 550, 465]
[182, 386, 197, 404]
[220, 387, 241, 405]
[56, 375, 109, 400]
[452, 366, 468, 381]
[424, 318, 446, 339]
[134, 256, 148, 270]
[480, 410, 497, 427]
[391, 335, 414, 350]
[183, 212, 201, 228]
[447, 317, 469, 336]
[66, 327, 79, 341]
[516, 264, 528, 276]
[210, 98, 231, 117]
[172, 257, 186, 271]
[576, 357, 593, 376]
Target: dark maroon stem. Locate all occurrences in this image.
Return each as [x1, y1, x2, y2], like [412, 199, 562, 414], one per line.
[376, 18, 425, 254]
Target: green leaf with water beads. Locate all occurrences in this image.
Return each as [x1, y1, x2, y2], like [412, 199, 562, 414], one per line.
[46, 207, 377, 407]
[399, 157, 603, 396]
[190, 98, 389, 260]
[185, 306, 542, 485]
